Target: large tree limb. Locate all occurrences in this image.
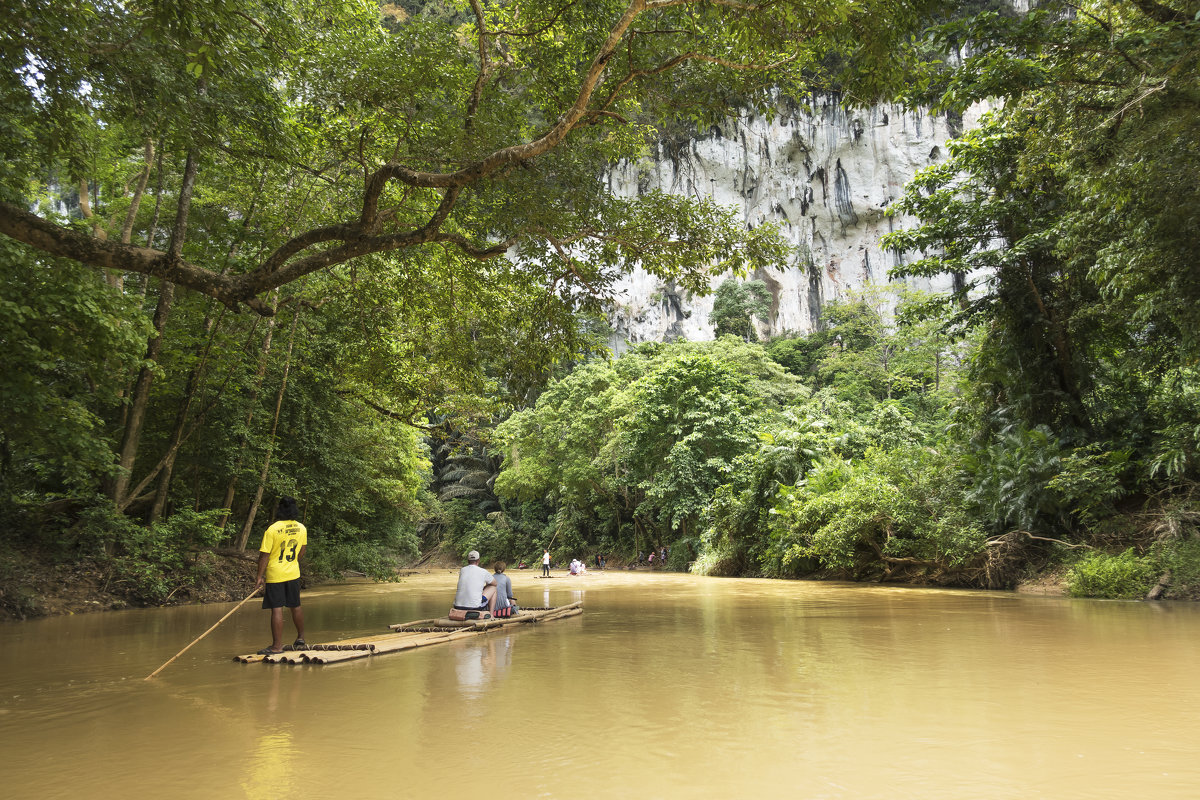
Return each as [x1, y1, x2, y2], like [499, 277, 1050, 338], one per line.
[363, 0, 646, 193]
[0, 200, 222, 291]
[261, 223, 360, 274]
[335, 390, 436, 430]
[0, 201, 273, 312]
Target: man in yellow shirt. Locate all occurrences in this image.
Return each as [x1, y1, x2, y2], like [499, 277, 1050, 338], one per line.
[254, 497, 308, 654]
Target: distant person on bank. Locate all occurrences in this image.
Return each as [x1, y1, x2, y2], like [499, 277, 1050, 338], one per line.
[454, 550, 498, 613]
[254, 496, 307, 655]
[492, 561, 518, 616]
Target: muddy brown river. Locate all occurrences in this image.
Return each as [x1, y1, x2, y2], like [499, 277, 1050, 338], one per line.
[2, 570, 1199, 798]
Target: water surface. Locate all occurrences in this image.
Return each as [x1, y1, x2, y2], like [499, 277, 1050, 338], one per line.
[2, 570, 1198, 799]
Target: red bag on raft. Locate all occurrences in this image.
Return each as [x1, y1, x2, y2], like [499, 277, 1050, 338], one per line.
[448, 608, 492, 621]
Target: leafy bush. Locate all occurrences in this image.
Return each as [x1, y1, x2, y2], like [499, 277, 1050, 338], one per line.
[1046, 445, 1131, 526]
[80, 505, 226, 603]
[1066, 549, 1158, 599]
[962, 424, 1067, 535]
[767, 447, 986, 582]
[308, 539, 407, 581]
[1149, 538, 1200, 600]
[305, 516, 420, 581]
[666, 538, 697, 571]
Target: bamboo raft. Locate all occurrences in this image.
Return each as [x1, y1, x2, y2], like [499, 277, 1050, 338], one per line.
[233, 601, 583, 665]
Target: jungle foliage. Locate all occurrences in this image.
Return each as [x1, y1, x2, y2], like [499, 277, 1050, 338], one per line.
[461, 0, 1200, 593]
[482, 292, 995, 583]
[880, 0, 1200, 592]
[3, 0, 1200, 604]
[0, 0, 940, 605]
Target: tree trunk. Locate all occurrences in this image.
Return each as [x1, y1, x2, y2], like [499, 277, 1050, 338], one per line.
[165, 150, 198, 261]
[111, 138, 156, 290]
[115, 143, 165, 433]
[143, 141, 167, 252]
[77, 179, 108, 241]
[111, 279, 174, 508]
[218, 308, 277, 533]
[110, 150, 198, 508]
[148, 307, 224, 523]
[149, 179, 263, 523]
[1024, 271, 1090, 430]
[237, 307, 301, 551]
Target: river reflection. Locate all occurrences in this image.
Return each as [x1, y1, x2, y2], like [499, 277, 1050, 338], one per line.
[2, 570, 1200, 799]
[455, 635, 513, 697]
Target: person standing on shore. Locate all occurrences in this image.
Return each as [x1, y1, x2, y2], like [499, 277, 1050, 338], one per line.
[254, 496, 307, 655]
[542, 548, 551, 577]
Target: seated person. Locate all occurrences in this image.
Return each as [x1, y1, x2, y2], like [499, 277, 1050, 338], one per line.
[492, 561, 518, 616]
[453, 550, 497, 613]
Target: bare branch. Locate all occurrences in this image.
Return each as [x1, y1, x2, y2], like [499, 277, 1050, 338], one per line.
[597, 50, 798, 111]
[336, 390, 437, 431]
[364, 0, 647, 193]
[120, 138, 155, 245]
[581, 109, 632, 125]
[647, 0, 766, 9]
[435, 231, 521, 260]
[486, 0, 582, 38]
[233, 10, 271, 37]
[986, 530, 1094, 549]
[465, 0, 491, 131]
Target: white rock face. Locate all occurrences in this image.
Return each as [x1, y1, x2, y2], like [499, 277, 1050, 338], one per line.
[606, 98, 984, 347]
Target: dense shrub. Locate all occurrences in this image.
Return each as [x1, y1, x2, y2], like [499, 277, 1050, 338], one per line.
[1153, 538, 1200, 600]
[1066, 549, 1158, 600]
[77, 505, 226, 603]
[768, 446, 986, 583]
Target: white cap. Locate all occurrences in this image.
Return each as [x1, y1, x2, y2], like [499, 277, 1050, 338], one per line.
[467, 550, 480, 561]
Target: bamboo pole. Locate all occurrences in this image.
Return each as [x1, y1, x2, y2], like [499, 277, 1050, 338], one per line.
[146, 589, 258, 680]
[388, 617, 443, 631]
[541, 607, 583, 622]
[304, 649, 373, 664]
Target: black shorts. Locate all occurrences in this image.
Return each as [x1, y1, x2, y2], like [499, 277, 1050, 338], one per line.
[262, 578, 302, 609]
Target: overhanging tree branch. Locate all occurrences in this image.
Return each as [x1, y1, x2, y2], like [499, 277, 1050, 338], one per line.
[1, 0, 807, 313]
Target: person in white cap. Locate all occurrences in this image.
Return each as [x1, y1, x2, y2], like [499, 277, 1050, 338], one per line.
[453, 550, 498, 613]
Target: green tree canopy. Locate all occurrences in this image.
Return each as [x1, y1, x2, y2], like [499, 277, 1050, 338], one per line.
[711, 278, 771, 341]
[0, 0, 938, 313]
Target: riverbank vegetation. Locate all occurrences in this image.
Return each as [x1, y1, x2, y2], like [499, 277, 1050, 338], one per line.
[2, 0, 1198, 617]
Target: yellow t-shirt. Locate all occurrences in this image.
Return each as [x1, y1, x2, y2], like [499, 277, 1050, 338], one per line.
[259, 520, 307, 583]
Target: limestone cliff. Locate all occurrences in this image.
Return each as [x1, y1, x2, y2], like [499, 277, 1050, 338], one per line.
[606, 98, 985, 346]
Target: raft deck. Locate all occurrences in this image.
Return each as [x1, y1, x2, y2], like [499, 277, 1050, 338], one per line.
[234, 601, 583, 664]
